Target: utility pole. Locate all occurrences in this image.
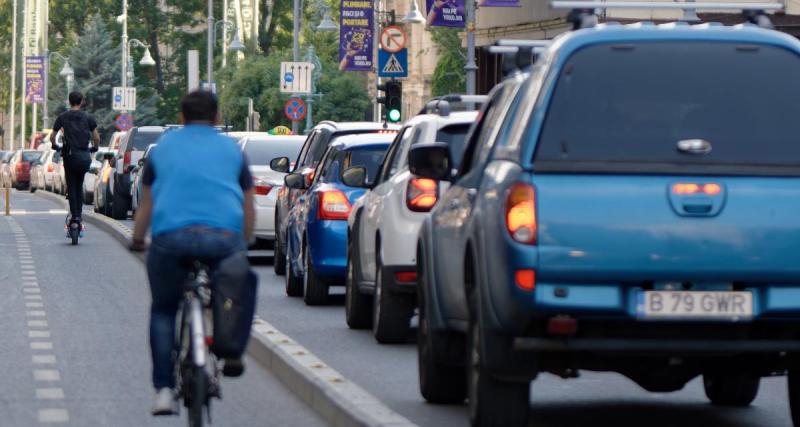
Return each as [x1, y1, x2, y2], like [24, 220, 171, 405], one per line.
[207, 0, 215, 91]
[121, 0, 128, 88]
[19, 0, 28, 149]
[42, 0, 50, 130]
[465, 0, 478, 109]
[222, 0, 228, 67]
[9, 0, 18, 150]
[292, 0, 300, 135]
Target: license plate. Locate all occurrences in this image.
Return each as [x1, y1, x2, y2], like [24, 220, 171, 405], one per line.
[638, 291, 753, 319]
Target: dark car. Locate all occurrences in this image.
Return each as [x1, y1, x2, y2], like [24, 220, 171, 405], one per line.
[412, 8, 800, 427]
[109, 126, 165, 219]
[270, 121, 399, 276]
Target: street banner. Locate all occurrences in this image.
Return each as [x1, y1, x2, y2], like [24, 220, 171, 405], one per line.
[479, 0, 520, 6]
[24, 56, 45, 104]
[425, 0, 465, 27]
[339, 0, 374, 71]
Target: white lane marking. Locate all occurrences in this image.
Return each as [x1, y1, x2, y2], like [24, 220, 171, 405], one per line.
[22, 283, 39, 288]
[33, 370, 61, 381]
[26, 311, 46, 317]
[32, 355, 56, 364]
[36, 388, 64, 400]
[23, 288, 41, 294]
[26, 302, 45, 308]
[28, 320, 48, 328]
[28, 331, 51, 339]
[30, 342, 53, 350]
[38, 408, 69, 423]
[25, 294, 43, 300]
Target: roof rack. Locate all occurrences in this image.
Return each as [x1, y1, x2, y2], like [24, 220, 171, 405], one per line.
[551, 1, 782, 30]
[488, 39, 551, 76]
[421, 94, 489, 117]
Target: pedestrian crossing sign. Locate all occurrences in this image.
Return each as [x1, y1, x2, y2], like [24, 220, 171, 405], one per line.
[378, 49, 408, 78]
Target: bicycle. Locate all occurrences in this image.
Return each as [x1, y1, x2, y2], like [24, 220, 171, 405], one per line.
[175, 261, 221, 427]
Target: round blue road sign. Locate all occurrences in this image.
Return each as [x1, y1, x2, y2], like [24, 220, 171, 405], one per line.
[284, 73, 294, 83]
[115, 113, 133, 131]
[284, 98, 307, 122]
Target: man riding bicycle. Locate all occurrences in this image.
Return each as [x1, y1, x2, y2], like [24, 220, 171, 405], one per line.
[131, 91, 256, 415]
[50, 91, 100, 222]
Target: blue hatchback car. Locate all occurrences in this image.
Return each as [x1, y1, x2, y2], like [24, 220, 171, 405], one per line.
[283, 133, 393, 305]
[411, 4, 800, 427]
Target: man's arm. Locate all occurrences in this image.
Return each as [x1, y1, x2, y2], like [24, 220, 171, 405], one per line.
[243, 188, 255, 244]
[92, 129, 101, 150]
[132, 185, 153, 244]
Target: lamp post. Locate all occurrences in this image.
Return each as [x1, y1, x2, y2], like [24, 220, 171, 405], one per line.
[126, 39, 156, 84]
[118, 0, 156, 90]
[465, 0, 477, 109]
[43, 52, 73, 129]
[303, 46, 323, 134]
[207, 0, 214, 92]
[8, 0, 18, 150]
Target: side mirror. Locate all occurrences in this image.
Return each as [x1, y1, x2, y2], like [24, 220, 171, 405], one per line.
[408, 142, 453, 181]
[271, 157, 290, 173]
[342, 166, 368, 188]
[138, 158, 145, 167]
[284, 173, 307, 190]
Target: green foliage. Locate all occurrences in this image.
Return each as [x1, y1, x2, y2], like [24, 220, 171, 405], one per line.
[429, 27, 466, 97]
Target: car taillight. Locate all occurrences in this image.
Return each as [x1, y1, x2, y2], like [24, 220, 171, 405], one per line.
[16, 162, 22, 172]
[672, 182, 722, 196]
[506, 183, 537, 245]
[318, 190, 351, 220]
[47, 164, 54, 173]
[123, 151, 131, 168]
[394, 271, 417, 284]
[253, 177, 272, 196]
[406, 178, 438, 212]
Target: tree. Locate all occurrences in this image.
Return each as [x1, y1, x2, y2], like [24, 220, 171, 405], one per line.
[428, 28, 466, 97]
[48, 15, 161, 143]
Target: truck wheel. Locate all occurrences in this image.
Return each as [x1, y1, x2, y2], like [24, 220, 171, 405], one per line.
[372, 256, 414, 344]
[345, 240, 372, 329]
[418, 261, 466, 402]
[789, 369, 800, 427]
[285, 242, 303, 297]
[468, 294, 529, 427]
[303, 243, 329, 306]
[703, 373, 760, 406]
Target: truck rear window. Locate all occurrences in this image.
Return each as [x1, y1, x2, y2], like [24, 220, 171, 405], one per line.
[534, 42, 800, 175]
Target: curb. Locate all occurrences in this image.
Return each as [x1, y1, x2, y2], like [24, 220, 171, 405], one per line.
[33, 191, 418, 427]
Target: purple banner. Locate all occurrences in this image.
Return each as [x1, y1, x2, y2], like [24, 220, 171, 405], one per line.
[478, 0, 520, 6]
[426, 0, 465, 27]
[25, 56, 45, 104]
[339, 0, 374, 71]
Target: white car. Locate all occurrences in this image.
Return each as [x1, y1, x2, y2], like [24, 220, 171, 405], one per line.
[83, 148, 112, 204]
[345, 110, 478, 343]
[239, 134, 305, 245]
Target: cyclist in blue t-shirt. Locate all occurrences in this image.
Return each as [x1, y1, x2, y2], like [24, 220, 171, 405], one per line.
[130, 91, 255, 415]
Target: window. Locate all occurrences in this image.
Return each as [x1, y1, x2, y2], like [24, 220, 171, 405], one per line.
[435, 124, 471, 168]
[535, 42, 800, 175]
[244, 139, 304, 166]
[341, 147, 388, 184]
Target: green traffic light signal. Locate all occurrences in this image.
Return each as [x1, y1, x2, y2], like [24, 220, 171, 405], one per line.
[378, 80, 403, 123]
[387, 108, 402, 123]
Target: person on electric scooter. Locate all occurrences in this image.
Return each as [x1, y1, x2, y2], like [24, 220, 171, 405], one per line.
[50, 91, 100, 224]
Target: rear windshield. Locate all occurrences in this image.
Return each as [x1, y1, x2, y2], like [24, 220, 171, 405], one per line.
[245, 140, 303, 166]
[22, 151, 42, 162]
[535, 42, 800, 175]
[130, 131, 163, 151]
[341, 147, 388, 183]
[305, 130, 384, 168]
[436, 124, 471, 168]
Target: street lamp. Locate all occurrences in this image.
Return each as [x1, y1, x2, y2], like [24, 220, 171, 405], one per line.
[43, 52, 74, 129]
[215, 20, 246, 68]
[118, 0, 156, 89]
[126, 39, 156, 84]
[403, 1, 426, 24]
[316, 4, 338, 32]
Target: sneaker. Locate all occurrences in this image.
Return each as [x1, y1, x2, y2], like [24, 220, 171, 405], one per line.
[222, 358, 245, 377]
[151, 388, 178, 416]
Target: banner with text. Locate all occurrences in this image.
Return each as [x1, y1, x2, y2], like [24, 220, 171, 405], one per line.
[339, 0, 374, 71]
[426, 0, 465, 27]
[25, 56, 45, 104]
[478, 0, 520, 6]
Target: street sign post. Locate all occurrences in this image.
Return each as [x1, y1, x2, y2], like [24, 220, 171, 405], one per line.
[112, 87, 137, 111]
[378, 49, 408, 78]
[280, 62, 315, 94]
[284, 97, 307, 122]
[380, 26, 407, 53]
[115, 113, 133, 131]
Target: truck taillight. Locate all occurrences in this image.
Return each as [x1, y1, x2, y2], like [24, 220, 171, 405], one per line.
[123, 151, 131, 169]
[253, 177, 272, 196]
[672, 182, 722, 196]
[318, 190, 351, 220]
[506, 183, 537, 245]
[406, 178, 438, 212]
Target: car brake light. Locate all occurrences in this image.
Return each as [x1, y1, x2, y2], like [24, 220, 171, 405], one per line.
[253, 177, 272, 196]
[123, 151, 131, 168]
[406, 178, 438, 212]
[318, 190, 351, 220]
[506, 183, 537, 244]
[515, 269, 536, 291]
[672, 182, 722, 196]
[394, 271, 417, 283]
[16, 162, 22, 171]
[47, 164, 54, 173]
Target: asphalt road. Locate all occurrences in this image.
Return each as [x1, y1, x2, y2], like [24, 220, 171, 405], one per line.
[0, 191, 324, 426]
[81, 190, 796, 427]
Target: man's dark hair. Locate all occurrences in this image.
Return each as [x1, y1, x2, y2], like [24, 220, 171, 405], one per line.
[68, 91, 83, 107]
[181, 90, 218, 122]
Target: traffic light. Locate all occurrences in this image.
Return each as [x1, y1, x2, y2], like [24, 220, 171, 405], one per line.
[377, 80, 403, 123]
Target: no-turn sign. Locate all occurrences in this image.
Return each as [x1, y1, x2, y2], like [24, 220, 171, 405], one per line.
[380, 26, 407, 53]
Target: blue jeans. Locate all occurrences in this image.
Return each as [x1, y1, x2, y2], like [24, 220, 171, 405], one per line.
[146, 226, 246, 389]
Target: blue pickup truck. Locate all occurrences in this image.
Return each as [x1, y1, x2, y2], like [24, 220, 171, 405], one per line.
[411, 5, 800, 427]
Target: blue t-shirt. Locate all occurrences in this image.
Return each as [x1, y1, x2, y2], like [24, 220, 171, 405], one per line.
[142, 125, 252, 237]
